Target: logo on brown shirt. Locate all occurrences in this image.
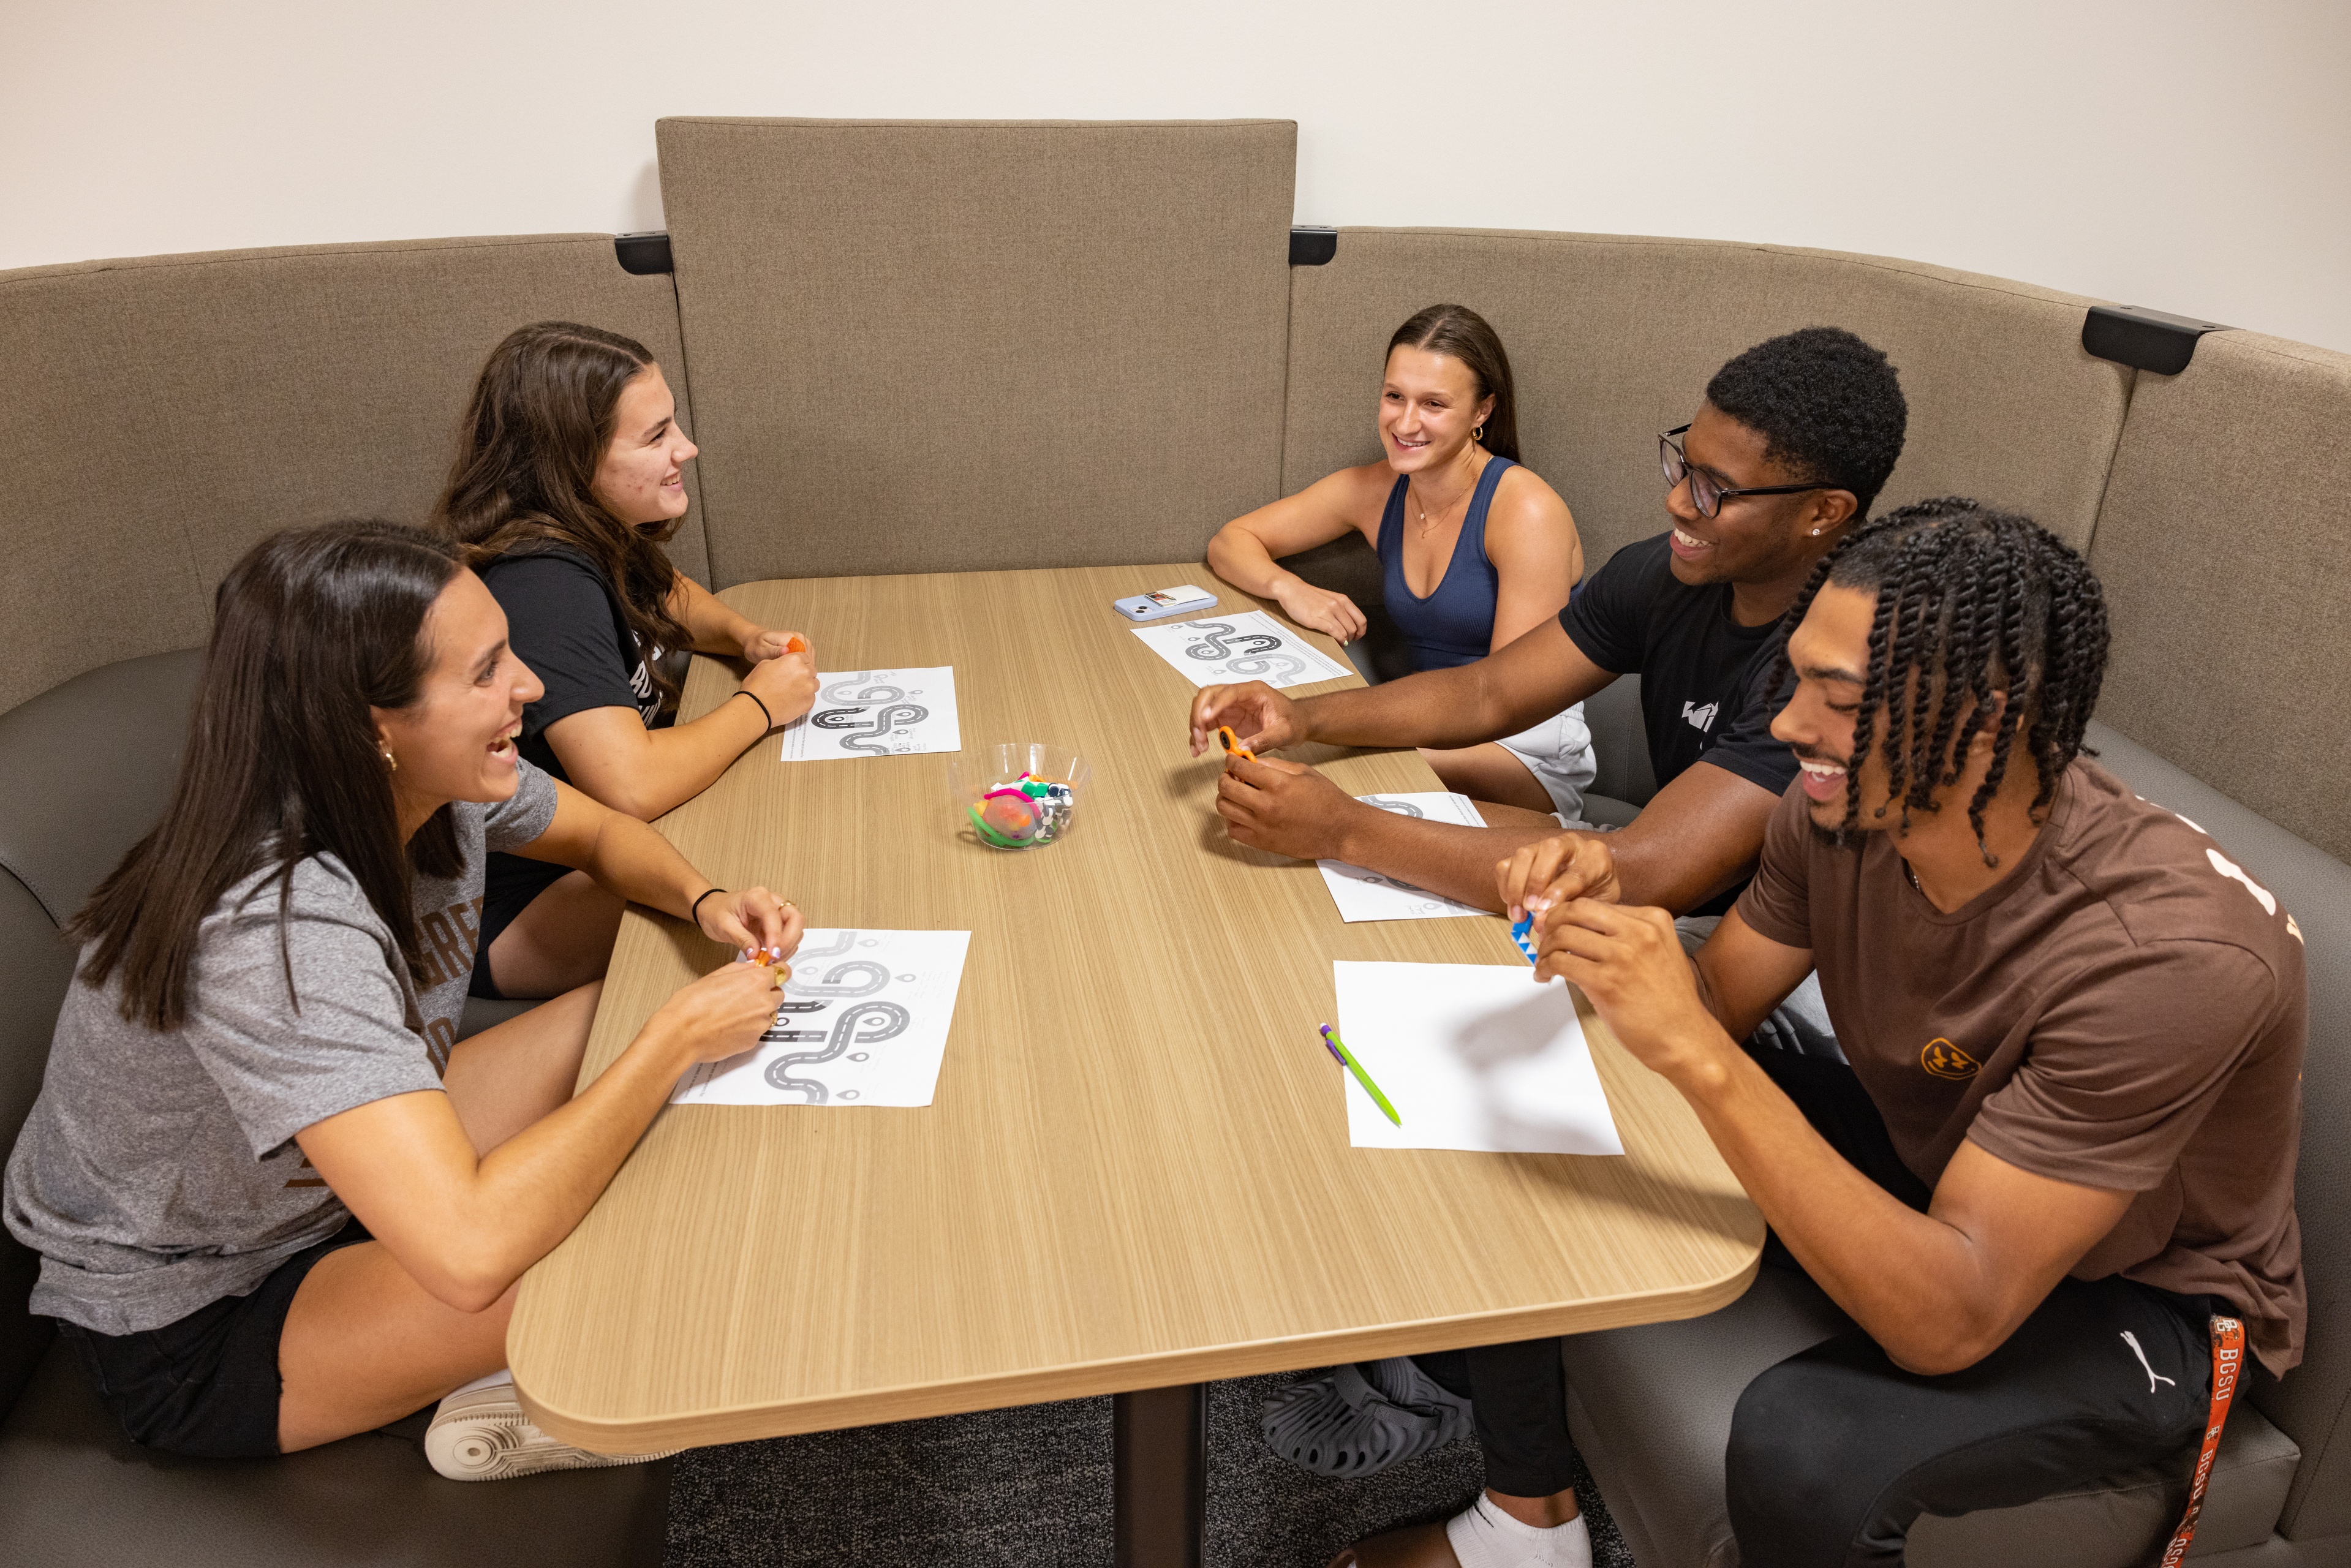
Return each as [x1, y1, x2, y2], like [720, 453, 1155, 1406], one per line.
[1920, 1038, 1980, 1080]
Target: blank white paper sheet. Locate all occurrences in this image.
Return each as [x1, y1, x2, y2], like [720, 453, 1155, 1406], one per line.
[1130, 611, 1353, 690]
[1318, 793, 1490, 922]
[779, 668, 961, 760]
[1332, 960, 1624, 1156]
[671, 929, 972, 1107]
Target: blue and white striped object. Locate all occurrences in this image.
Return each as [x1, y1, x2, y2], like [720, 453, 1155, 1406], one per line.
[1509, 916, 1539, 965]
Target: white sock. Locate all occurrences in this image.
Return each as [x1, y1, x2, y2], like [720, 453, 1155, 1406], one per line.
[1444, 1495, 1593, 1568]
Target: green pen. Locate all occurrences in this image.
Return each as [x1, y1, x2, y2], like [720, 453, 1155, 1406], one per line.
[1319, 1022, 1401, 1126]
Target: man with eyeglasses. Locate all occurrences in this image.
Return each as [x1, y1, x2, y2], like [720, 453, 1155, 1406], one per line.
[1228, 327, 1909, 1561]
[1190, 326, 1909, 925]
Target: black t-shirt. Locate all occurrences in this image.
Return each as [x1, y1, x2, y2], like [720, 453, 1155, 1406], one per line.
[474, 548, 677, 942]
[478, 547, 674, 786]
[1560, 532, 1802, 911]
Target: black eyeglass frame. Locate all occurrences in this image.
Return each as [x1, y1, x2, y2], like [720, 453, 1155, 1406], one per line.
[1659, 424, 1841, 519]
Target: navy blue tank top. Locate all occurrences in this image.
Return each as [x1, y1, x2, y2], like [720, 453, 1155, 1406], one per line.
[1378, 456, 1516, 671]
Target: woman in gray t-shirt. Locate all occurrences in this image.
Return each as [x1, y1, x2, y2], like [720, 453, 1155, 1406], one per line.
[3, 521, 804, 1477]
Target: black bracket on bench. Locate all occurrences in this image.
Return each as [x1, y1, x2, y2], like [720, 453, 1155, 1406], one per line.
[2081, 305, 2230, 375]
[614, 232, 674, 276]
[1289, 226, 1338, 266]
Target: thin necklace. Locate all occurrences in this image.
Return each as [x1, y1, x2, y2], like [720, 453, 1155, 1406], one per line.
[1411, 453, 1482, 538]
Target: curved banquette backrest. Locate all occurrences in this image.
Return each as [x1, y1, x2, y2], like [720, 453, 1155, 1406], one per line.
[0, 651, 204, 1411]
[1281, 227, 2132, 568]
[0, 235, 709, 717]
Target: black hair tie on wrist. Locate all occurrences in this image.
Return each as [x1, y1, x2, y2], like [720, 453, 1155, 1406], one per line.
[690, 886, 726, 925]
[735, 689, 775, 729]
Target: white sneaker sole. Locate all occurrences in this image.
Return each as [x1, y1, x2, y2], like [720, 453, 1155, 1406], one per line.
[425, 1385, 677, 1482]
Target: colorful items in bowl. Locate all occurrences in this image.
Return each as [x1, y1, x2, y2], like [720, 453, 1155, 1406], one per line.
[950, 744, 1091, 850]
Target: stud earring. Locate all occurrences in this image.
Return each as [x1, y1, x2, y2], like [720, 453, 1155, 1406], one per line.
[382, 749, 398, 772]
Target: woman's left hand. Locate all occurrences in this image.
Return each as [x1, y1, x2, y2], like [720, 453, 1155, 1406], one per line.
[698, 886, 807, 965]
[742, 628, 811, 664]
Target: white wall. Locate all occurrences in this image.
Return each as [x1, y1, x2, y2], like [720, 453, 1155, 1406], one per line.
[9, 0, 2348, 352]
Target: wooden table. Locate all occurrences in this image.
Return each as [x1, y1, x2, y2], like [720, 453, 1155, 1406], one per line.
[510, 564, 1760, 1564]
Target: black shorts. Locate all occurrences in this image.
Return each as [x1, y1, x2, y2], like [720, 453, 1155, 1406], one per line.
[470, 849, 571, 998]
[56, 1221, 370, 1458]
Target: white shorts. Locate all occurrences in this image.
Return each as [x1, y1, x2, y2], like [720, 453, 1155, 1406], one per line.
[1494, 703, 1596, 826]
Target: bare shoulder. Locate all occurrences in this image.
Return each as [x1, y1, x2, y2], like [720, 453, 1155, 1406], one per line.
[1484, 462, 1582, 573]
[1308, 460, 1403, 538]
[1489, 461, 1577, 537]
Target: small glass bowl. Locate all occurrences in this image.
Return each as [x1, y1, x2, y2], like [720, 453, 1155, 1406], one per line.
[950, 743, 1092, 850]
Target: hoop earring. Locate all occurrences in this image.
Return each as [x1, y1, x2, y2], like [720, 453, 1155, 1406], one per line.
[1472, 424, 1485, 442]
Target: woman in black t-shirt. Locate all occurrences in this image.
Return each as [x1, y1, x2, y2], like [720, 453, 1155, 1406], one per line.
[435, 322, 818, 1000]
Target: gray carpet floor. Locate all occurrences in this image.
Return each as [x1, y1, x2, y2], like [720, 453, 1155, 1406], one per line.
[664, 1371, 1630, 1567]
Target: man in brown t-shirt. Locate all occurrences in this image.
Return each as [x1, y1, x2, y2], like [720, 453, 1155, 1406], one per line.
[1443, 499, 2306, 1568]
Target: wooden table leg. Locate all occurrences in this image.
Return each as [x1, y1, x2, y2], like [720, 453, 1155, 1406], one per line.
[1113, 1382, 1206, 1568]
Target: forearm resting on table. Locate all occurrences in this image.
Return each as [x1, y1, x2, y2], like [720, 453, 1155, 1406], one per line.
[1672, 1038, 2130, 1374]
[548, 701, 769, 821]
[298, 1032, 692, 1313]
[1205, 526, 1298, 599]
[1339, 813, 1562, 911]
[1588, 762, 1777, 914]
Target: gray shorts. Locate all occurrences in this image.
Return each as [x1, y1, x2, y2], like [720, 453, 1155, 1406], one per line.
[1493, 703, 1597, 824]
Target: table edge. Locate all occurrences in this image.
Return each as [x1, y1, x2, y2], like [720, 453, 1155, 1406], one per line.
[516, 1253, 1762, 1452]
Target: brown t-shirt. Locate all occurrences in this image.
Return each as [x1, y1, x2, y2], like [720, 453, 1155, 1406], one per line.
[1735, 758, 2306, 1374]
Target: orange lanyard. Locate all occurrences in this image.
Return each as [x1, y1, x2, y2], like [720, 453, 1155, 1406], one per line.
[2158, 1315, 2245, 1567]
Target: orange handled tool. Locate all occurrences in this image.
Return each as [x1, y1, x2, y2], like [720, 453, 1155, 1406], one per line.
[1215, 725, 1256, 763]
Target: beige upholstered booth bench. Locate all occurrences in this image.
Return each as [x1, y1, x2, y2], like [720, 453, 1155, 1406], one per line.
[1, 119, 2344, 1567]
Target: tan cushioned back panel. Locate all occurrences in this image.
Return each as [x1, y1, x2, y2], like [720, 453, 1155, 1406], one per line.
[656, 118, 1295, 586]
[1283, 229, 2131, 569]
[0, 235, 707, 715]
[2090, 330, 2351, 861]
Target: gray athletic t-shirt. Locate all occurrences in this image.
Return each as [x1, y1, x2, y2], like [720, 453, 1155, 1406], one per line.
[2, 763, 558, 1335]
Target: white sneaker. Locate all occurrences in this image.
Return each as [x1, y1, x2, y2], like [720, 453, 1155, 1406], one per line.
[424, 1370, 677, 1482]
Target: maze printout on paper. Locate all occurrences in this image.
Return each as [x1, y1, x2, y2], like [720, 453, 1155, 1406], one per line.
[1317, 793, 1493, 922]
[1128, 611, 1352, 690]
[670, 930, 975, 1107]
[778, 668, 962, 760]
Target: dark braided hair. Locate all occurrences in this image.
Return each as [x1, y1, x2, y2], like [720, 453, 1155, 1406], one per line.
[1774, 497, 2110, 864]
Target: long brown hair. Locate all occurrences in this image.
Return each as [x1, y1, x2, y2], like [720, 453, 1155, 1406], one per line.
[71, 522, 465, 1030]
[434, 321, 692, 704]
[1387, 304, 1522, 462]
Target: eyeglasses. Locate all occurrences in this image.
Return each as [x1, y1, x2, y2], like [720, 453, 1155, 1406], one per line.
[1659, 425, 1838, 519]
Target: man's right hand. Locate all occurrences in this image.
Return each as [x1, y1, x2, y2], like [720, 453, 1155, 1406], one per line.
[1496, 831, 1624, 923]
[742, 647, 818, 728]
[646, 958, 788, 1066]
[1189, 681, 1302, 756]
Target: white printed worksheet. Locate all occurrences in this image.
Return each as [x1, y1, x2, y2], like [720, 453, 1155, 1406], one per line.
[671, 930, 973, 1107]
[1317, 793, 1492, 922]
[778, 668, 961, 760]
[1130, 611, 1353, 690]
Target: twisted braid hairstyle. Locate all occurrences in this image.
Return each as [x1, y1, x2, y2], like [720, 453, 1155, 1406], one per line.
[1774, 497, 2109, 865]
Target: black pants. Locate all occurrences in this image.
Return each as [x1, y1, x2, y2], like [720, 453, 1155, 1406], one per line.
[1414, 1049, 2214, 1564]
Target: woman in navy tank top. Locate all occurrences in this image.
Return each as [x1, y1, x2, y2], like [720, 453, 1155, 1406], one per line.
[1204, 305, 1596, 820]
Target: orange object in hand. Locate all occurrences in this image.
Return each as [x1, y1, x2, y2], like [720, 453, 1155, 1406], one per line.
[1215, 725, 1256, 763]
